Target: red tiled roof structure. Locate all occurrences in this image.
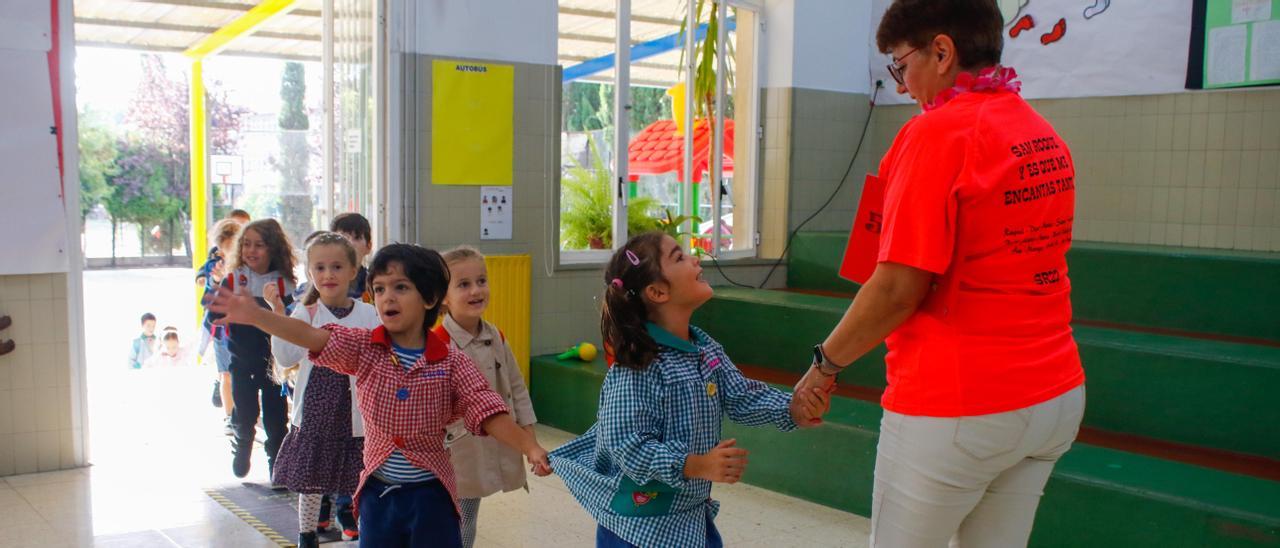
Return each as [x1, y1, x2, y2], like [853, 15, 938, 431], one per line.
[627, 119, 734, 183]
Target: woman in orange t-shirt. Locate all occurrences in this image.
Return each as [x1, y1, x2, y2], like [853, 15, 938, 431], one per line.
[796, 1, 1086, 546]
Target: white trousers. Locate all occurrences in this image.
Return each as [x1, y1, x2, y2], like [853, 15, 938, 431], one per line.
[870, 386, 1085, 548]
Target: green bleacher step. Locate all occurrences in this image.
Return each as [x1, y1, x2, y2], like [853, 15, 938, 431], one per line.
[693, 287, 1280, 459]
[530, 354, 1280, 547]
[785, 232, 1280, 342]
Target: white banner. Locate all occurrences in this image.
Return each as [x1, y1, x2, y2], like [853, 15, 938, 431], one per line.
[869, 0, 1193, 104]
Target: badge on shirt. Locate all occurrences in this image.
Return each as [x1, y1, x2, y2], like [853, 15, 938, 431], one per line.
[706, 382, 717, 397]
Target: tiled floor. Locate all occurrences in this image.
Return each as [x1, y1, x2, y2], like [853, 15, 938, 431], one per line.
[0, 425, 869, 547]
[0, 268, 870, 547]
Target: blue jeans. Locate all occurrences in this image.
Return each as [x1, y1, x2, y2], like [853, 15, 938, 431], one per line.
[213, 337, 231, 373]
[596, 514, 722, 548]
[359, 476, 460, 548]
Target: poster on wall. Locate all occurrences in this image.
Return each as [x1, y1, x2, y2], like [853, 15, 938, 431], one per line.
[431, 59, 514, 186]
[1193, 0, 1280, 88]
[869, 0, 1194, 103]
[480, 186, 513, 240]
[0, 51, 69, 275]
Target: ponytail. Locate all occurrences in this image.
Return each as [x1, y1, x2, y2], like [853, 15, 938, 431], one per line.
[600, 231, 666, 370]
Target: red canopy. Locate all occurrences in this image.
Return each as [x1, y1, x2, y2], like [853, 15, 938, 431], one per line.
[627, 119, 734, 183]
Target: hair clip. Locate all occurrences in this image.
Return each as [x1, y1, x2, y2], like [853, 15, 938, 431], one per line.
[610, 278, 624, 289]
[625, 249, 640, 266]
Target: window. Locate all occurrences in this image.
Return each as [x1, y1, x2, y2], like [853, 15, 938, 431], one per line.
[558, 0, 761, 263]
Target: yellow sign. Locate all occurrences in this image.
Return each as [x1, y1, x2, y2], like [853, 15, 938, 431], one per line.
[432, 60, 514, 186]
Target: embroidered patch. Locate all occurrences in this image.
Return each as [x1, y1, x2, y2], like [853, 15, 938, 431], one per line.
[632, 491, 659, 506]
[422, 369, 448, 379]
[706, 382, 718, 397]
[706, 357, 722, 371]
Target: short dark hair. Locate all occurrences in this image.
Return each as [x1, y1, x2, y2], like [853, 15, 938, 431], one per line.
[161, 327, 179, 341]
[331, 213, 372, 243]
[228, 209, 251, 220]
[368, 244, 450, 328]
[141, 313, 156, 325]
[876, 0, 1003, 70]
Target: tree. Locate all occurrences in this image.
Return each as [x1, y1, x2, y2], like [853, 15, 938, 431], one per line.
[121, 53, 247, 257]
[77, 108, 118, 219]
[273, 62, 313, 246]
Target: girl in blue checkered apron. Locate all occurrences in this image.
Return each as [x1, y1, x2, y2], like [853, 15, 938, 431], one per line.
[549, 232, 831, 548]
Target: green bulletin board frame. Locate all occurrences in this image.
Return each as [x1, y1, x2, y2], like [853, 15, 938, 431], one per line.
[1201, 0, 1280, 88]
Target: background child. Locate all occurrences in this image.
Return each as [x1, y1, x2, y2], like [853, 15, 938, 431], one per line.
[549, 232, 828, 548]
[213, 218, 297, 480]
[209, 243, 551, 548]
[436, 246, 538, 548]
[266, 232, 379, 548]
[128, 312, 157, 369]
[144, 327, 191, 368]
[198, 218, 243, 432]
[330, 212, 374, 303]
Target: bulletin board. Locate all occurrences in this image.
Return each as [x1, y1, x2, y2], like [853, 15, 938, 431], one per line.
[431, 59, 514, 186]
[1191, 0, 1280, 88]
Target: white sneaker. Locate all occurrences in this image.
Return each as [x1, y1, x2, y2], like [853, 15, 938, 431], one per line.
[223, 416, 234, 437]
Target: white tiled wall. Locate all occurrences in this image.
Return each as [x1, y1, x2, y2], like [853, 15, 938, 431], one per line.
[0, 273, 79, 477]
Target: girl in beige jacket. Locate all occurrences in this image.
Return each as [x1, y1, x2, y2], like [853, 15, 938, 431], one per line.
[435, 246, 538, 548]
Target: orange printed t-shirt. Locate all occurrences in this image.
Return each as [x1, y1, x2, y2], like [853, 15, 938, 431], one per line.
[875, 90, 1084, 417]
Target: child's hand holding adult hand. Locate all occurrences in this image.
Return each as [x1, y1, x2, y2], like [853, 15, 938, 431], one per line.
[684, 439, 748, 483]
[790, 386, 831, 427]
[208, 286, 264, 327]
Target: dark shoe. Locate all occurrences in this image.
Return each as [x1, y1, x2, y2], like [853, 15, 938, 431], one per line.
[211, 380, 222, 408]
[297, 531, 319, 548]
[337, 503, 358, 540]
[317, 495, 332, 531]
[0, 315, 11, 331]
[231, 437, 251, 478]
[0, 340, 13, 357]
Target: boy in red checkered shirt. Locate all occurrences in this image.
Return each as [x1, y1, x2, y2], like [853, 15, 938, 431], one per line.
[211, 243, 551, 547]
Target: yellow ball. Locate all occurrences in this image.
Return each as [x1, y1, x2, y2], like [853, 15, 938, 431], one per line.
[577, 342, 598, 362]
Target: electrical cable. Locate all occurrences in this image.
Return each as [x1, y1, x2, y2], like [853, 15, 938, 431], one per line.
[753, 82, 882, 289]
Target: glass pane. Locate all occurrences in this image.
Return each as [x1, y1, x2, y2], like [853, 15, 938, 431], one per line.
[333, 0, 375, 225]
[626, 0, 682, 246]
[558, 1, 622, 252]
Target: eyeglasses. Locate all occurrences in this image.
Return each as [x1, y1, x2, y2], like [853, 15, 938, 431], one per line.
[886, 47, 921, 86]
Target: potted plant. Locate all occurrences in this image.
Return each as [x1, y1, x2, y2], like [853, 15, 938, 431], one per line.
[561, 138, 660, 249]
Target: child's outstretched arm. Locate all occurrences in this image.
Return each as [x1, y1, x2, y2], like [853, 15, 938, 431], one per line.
[207, 287, 330, 353]
[715, 351, 829, 429]
[450, 353, 551, 475]
[482, 413, 551, 476]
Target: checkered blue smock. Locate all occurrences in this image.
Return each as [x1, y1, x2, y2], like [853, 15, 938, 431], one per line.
[549, 323, 798, 548]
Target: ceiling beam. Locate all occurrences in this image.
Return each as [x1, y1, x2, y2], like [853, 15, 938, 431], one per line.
[75, 17, 320, 42]
[131, 0, 321, 18]
[559, 55, 678, 72]
[183, 0, 300, 59]
[558, 6, 681, 26]
[77, 40, 319, 62]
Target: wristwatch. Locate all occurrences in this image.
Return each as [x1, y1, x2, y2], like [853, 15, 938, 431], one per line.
[811, 344, 848, 376]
